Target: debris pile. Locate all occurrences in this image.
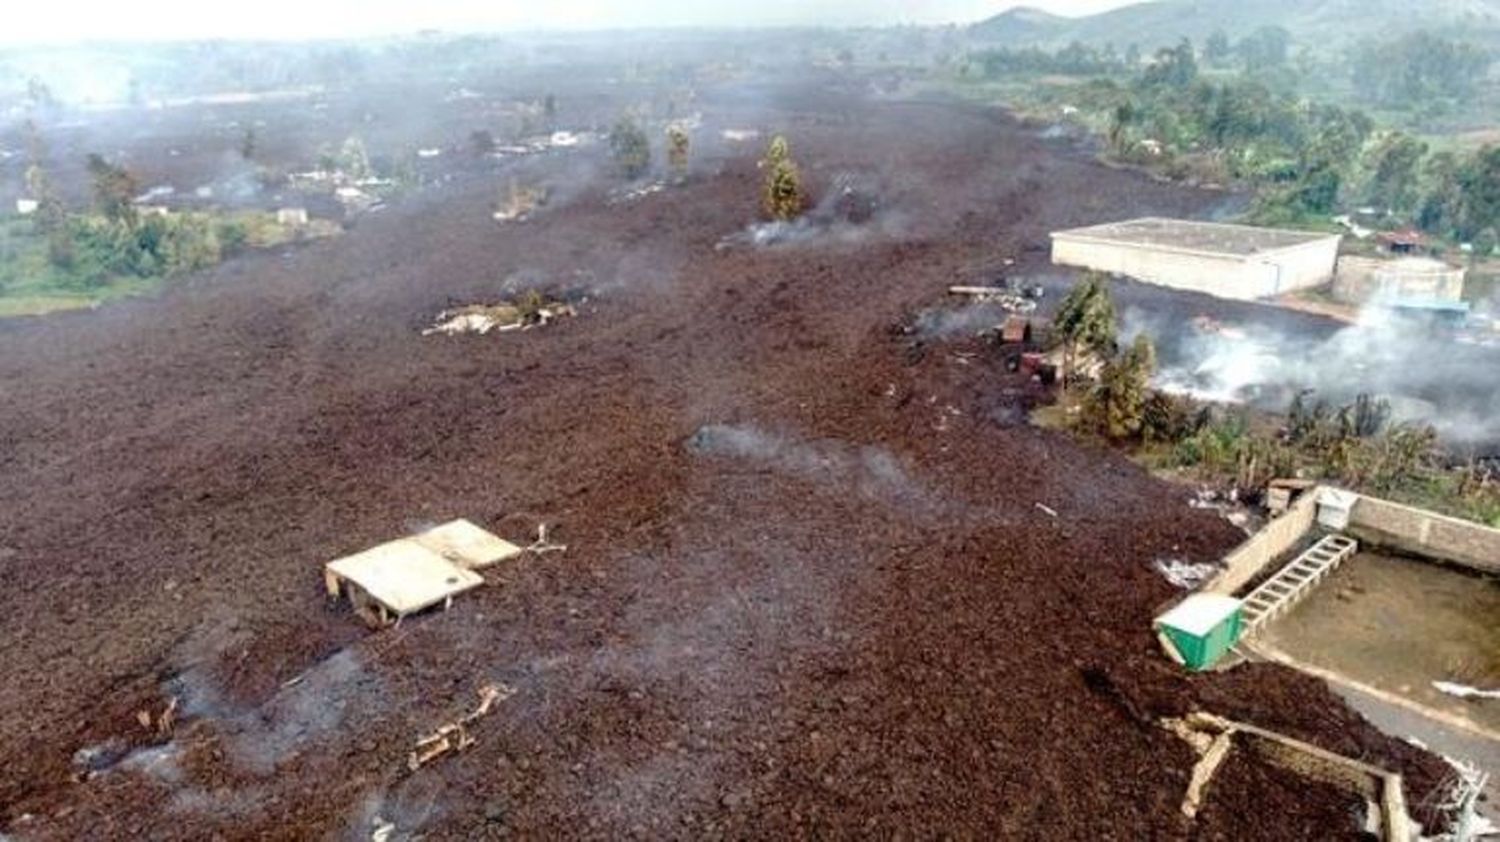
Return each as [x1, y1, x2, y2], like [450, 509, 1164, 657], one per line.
[829, 174, 878, 224]
[134, 697, 179, 739]
[607, 181, 667, 206]
[408, 682, 515, 771]
[422, 293, 576, 337]
[947, 282, 1042, 314]
[1162, 711, 1413, 839]
[1154, 558, 1221, 590]
[493, 180, 549, 223]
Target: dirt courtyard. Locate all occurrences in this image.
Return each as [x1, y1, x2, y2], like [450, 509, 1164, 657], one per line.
[0, 71, 1450, 838]
[1265, 550, 1500, 734]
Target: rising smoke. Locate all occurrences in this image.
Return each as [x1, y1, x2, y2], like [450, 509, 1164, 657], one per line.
[687, 423, 939, 511]
[1122, 303, 1500, 447]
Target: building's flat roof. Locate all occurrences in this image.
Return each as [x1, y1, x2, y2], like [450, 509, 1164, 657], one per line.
[326, 540, 483, 616]
[1052, 217, 1338, 258]
[1156, 593, 1242, 636]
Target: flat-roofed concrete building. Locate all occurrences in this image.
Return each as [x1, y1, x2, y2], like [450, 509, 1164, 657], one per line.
[1050, 217, 1342, 301]
[1333, 256, 1466, 305]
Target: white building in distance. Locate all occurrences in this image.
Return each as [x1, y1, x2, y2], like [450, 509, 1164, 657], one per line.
[1050, 217, 1342, 301]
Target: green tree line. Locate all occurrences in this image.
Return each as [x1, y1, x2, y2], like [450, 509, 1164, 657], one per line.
[979, 34, 1500, 245]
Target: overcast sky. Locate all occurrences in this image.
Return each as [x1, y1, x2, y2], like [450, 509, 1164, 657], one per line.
[3, 1, 1140, 44]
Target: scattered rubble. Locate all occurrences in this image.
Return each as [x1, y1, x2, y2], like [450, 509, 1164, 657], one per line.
[947, 284, 1040, 314]
[1162, 711, 1413, 840]
[408, 683, 515, 772]
[1188, 488, 1254, 530]
[524, 523, 568, 555]
[423, 304, 527, 336]
[422, 293, 576, 337]
[607, 181, 667, 206]
[1154, 558, 1220, 590]
[493, 179, 548, 223]
[135, 696, 179, 738]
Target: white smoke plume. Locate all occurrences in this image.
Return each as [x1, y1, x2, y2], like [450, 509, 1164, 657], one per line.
[1122, 303, 1500, 446]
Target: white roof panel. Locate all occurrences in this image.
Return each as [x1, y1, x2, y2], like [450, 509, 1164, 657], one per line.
[1156, 594, 1242, 637]
[411, 519, 523, 570]
[326, 539, 483, 616]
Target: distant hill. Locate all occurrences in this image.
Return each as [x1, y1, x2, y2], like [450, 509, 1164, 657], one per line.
[970, 0, 1500, 50]
[968, 7, 1070, 43]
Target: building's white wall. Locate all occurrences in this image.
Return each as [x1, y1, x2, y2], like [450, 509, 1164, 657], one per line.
[1334, 257, 1467, 303]
[1052, 239, 1267, 300]
[1270, 239, 1341, 293]
[1051, 235, 1339, 301]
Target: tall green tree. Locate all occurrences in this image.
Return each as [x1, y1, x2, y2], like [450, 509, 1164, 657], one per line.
[1237, 26, 1291, 72]
[86, 154, 140, 227]
[1361, 132, 1428, 216]
[1085, 334, 1156, 440]
[761, 135, 804, 221]
[1054, 271, 1117, 386]
[1144, 39, 1198, 88]
[1205, 30, 1231, 67]
[338, 136, 371, 180]
[1455, 145, 1500, 244]
[609, 115, 650, 180]
[666, 125, 690, 183]
[1350, 32, 1491, 106]
[1417, 151, 1464, 235]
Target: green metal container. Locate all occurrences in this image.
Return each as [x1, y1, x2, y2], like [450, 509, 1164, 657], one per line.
[1155, 594, 1244, 671]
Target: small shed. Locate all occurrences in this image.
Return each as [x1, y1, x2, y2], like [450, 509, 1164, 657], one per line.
[276, 207, 309, 226]
[1376, 228, 1423, 254]
[1155, 594, 1244, 671]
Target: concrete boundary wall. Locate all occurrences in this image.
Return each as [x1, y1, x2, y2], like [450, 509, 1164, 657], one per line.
[1346, 496, 1500, 575]
[1203, 488, 1498, 597]
[1205, 492, 1319, 596]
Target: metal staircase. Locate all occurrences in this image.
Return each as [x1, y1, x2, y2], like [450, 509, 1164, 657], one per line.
[1241, 534, 1358, 634]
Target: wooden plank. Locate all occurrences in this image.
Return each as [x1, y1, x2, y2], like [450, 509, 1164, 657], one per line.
[1182, 733, 1234, 818]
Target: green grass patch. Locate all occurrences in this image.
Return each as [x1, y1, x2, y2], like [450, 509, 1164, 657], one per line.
[0, 210, 337, 318]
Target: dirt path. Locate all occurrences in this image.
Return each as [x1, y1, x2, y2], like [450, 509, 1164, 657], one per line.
[0, 81, 1446, 838]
